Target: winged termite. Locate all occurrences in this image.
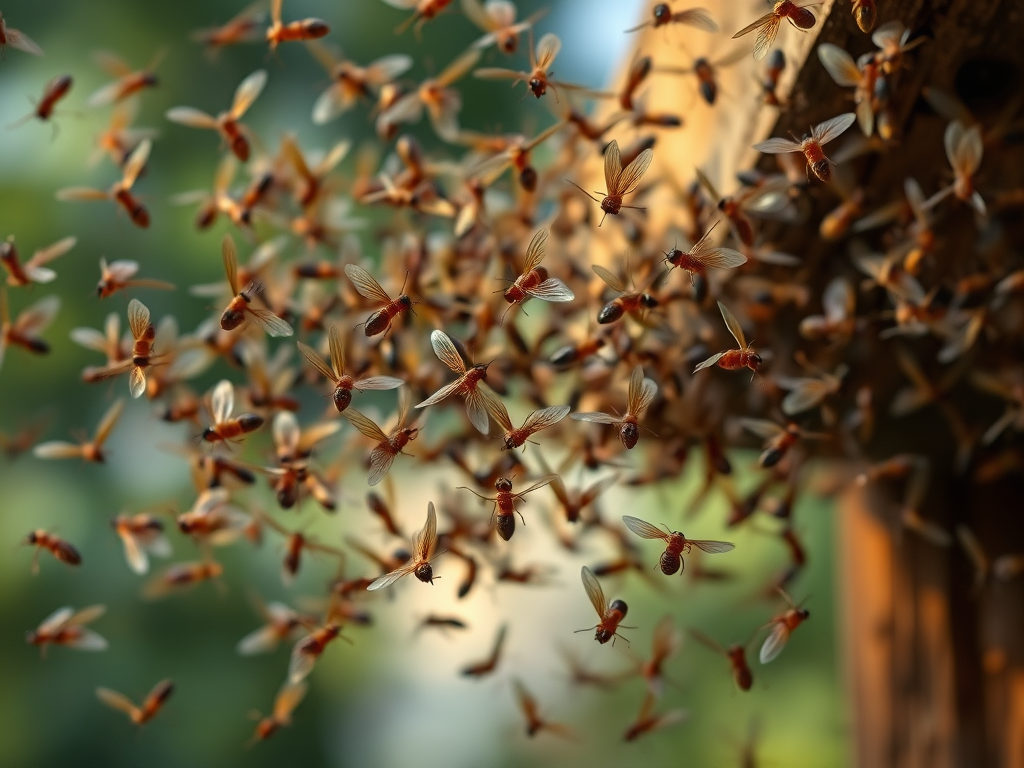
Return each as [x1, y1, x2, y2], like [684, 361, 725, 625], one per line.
[817, 44, 880, 136]
[738, 418, 824, 468]
[759, 590, 809, 663]
[732, 2, 816, 61]
[457, 474, 556, 540]
[144, 559, 224, 599]
[56, 139, 152, 227]
[498, 228, 574, 320]
[96, 680, 174, 726]
[288, 622, 345, 683]
[34, 399, 124, 464]
[345, 392, 419, 487]
[776, 363, 847, 416]
[94, 258, 174, 299]
[625, 4, 717, 34]
[571, 365, 657, 449]
[27, 605, 108, 656]
[923, 121, 986, 215]
[344, 264, 414, 337]
[92, 100, 159, 169]
[622, 515, 734, 575]
[87, 50, 163, 107]
[0, 291, 59, 371]
[192, 2, 266, 54]
[623, 693, 688, 742]
[250, 681, 308, 743]
[7, 75, 73, 131]
[265, 0, 328, 52]
[463, 120, 564, 193]
[366, 501, 440, 590]
[567, 139, 653, 224]
[761, 49, 786, 106]
[259, 510, 345, 583]
[309, 41, 413, 125]
[591, 263, 660, 325]
[485, 398, 570, 452]
[166, 70, 267, 162]
[382, 0, 454, 36]
[694, 302, 763, 376]
[219, 234, 294, 337]
[377, 48, 481, 140]
[664, 221, 747, 282]
[871, 21, 925, 74]
[576, 566, 630, 645]
[689, 628, 754, 690]
[463, 0, 543, 53]
[202, 379, 265, 444]
[0, 11, 43, 56]
[298, 326, 402, 412]
[656, 48, 747, 106]
[415, 329, 501, 435]
[753, 114, 856, 182]
[476, 31, 608, 101]
[512, 679, 574, 739]
[460, 624, 508, 677]
[112, 512, 171, 575]
[24, 530, 81, 574]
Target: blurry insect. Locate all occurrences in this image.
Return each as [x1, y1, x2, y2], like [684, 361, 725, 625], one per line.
[96, 679, 174, 727]
[1, 236, 75, 289]
[95, 258, 175, 299]
[219, 234, 294, 337]
[548, 472, 618, 524]
[250, 681, 307, 744]
[657, 48, 747, 106]
[112, 512, 171, 574]
[567, 139, 653, 225]
[476, 31, 605, 101]
[56, 139, 152, 228]
[145, 559, 224, 598]
[638, 615, 683, 696]
[732, 1, 816, 61]
[86, 299, 156, 399]
[26, 605, 108, 655]
[485, 401, 570, 453]
[377, 48, 481, 140]
[458, 474, 556, 541]
[776, 363, 847, 416]
[625, 4, 717, 34]
[799, 278, 857, 344]
[266, 0, 329, 52]
[344, 393, 419, 487]
[0, 417, 49, 461]
[344, 264, 415, 338]
[592, 264, 660, 325]
[460, 624, 508, 677]
[309, 42, 413, 125]
[694, 302, 763, 376]
[87, 50, 163, 107]
[759, 590, 809, 663]
[753, 113, 856, 182]
[192, 2, 266, 54]
[298, 327, 403, 413]
[34, 399, 124, 464]
[512, 679, 574, 739]
[577, 566, 630, 645]
[382, 0, 454, 36]
[415, 329, 501, 435]
[738, 418, 824, 468]
[466, 121, 567, 195]
[762, 49, 786, 106]
[871, 21, 924, 74]
[623, 692, 689, 742]
[924, 121, 985, 215]
[463, 0, 543, 53]
[622, 515, 735, 575]
[0, 11, 43, 56]
[260, 511, 344, 583]
[572, 365, 657, 449]
[366, 501, 439, 590]
[165, 69, 266, 162]
[500, 229, 575, 320]
[689, 629, 754, 690]
[24, 530, 81, 574]
[851, 0, 876, 32]
[0, 291, 59, 371]
[817, 44, 879, 136]
[237, 600, 313, 655]
[202, 379, 265, 444]
[7, 75, 73, 131]
[664, 221, 747, 283]
[418, 615, 469, 634]
[288, 622, 344, 683]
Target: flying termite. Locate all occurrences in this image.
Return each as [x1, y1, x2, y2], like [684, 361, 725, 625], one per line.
[202, 379, 265, 444]
[664, 221, 747, 283]
[266, 0, 329, 52]
[250, 681, 308, 744]
[0, 290, 59, 371]
[344, 264, 414, 337]
[460, 624, 508, 677]
[165, 69, 267, 162]
[96, 679, 174, 727]
[625, 4, 717, 34]
[512, 679, 574, 739]
[415, 329, 501, 435]
[752, 113, 856, 182]
[576, 566, 630, 645]
[298, 325, 403, 412]
[463, 0, 544, 53]
[0, 11, 43, 56]
[689, 628, 754, 690]
[87, 49, 164, 107]
[56, 139, 152, 227]
[732, 2, 816, 61]
[571, 364, 657, 449]
[759, 590, 810, 663]
[112, 512, 171, 575]
[1, 236, 75, 288]
[457, 474, 557, 541]
[344, 391, 419, 487]
[33, 399, 124, 464]
[7, 75, 73, 131]
[26, 605, 108, 656]
[567, 139, 653, 225]
[87, 299, 157, 399]
[693, 301, 764, 376]
[24, 530, 81, 574]
[366, 501, 440, 590]
[219, 234, 294, 337]
[499, 228, 575, 321]
[484, 399, 571, 453]
[621, 515, 735, 575]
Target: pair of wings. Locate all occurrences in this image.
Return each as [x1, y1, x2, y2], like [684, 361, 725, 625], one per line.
[486, 398, 570, 439]
[693, 302, 751, 372]
[510, 228, 575, 302]
[603, 140, 654, 197]
[4, 236, 75, 285]
[33, 398, 125, 459]
[753, 113, 857, 154]
[116, 518, 171, 575]
[621, 516, 735, 553]
[366, 502, 438, 590]
[87, 299, 152, 398]
[221, 234, 295, 337]
[675, 221, 748, 272]
[297, 325, 403, 391]
[166, 69, 267, 131]
[56, 139, 151, 202]
[571, 365, 657, 424]
[732, 5, 814, 62]
[625, 7, 718, 33]
[415, 330, 500, 434]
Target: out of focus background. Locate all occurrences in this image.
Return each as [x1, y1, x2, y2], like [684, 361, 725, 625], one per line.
[0, 1, 847, 766]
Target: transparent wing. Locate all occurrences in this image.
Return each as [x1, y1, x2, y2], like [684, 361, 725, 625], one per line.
[120, 531, 149, 574]
[221, 235, 239, 294]
[344, 264, 392, 304]
[127, 298, 150, 340]
[211, 379, 234, 424]
[249, 308, 295, 338]
[628, 365, 657, 416]
[6, 27, 43, 55]
[781, 380, 829, 415]
[33, 441, 82, 460]
[56, 187, 110, 202]
[415, 379, 463, 409]
[516, 474, 559, 498]
[438, 48, 483, 87]
[520, 405, 570, 436]
[694, 246, 748, 270]
[949, 122, 983, 176]
[129, 366, 147, 399]
[738, 417, 785, 440]
[353, 376, 404, 391]
[672, 9, 717, 32]
[817, 44, 861, 87]
[752, 137, 802, 154]
[66, 628, 108, 651]
[522, 228, 549, 275]
[751, 15, 782, 62]
[273, 411, 300, 459]
[534, 33, 561, 71]
[121, 139, 151, 189]
[94, 399, 125, 445]
[622, 515, 670, 541]
[464, 386, 492, 435]
[414, 502, 437, 561]
[297, 341, 337, 382]
[367, 446, 398, 487]
[96, 688, 138, 716]
[732, 11, 774, 39]
[812, 113, 857, 146]
[473, 67, 524, 81]
[717, 301, 747, 348]
[273, 680, 308, 721]
[483, 394, 515, 432]
[580, 566, 607, 617]
[165, 106, 219, 129]
[366, 562, 417, 591]
[237, 625, 280, 656]
[26, 236, 76, 269]
[759, 623, 790, 663]
[591, 264, 626, 293]
[231, 69, 267, 118]
[690, 539, 736, 554]
[570, 411, 621, 425]
[524, 278, 575, 302]
[693, 352, 726, 372]
[37, 606, 75, 634]
[823, 277, 854, 323]
[344, 408, 389, 442]
[603, 140, 622, 193]
[429, 330, 468, 374]
[613, 148, 653, 197]
[365, 54, 414, 85]
[17, 295, 61, 334]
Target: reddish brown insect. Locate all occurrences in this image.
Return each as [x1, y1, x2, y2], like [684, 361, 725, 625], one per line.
[24, 530, 81, 574]
[694, 302, 764, 375]
[732, 1, 816, 61]
[27, 605, 108, 655]
[512, 679, 574, 739]
[572, 365, 657, 449]
[344, 392, 419, 487]
[925, 121, 986, 215]
[298, 325, 403, 413]
[817, 44, 880, 137]
[57, 139, 152, 227]
[202, 379, 265, 444]
[568, 140, 653, 225]
[460, 624, 508, 678]
[759, 590, 810, 663]
[112, 512, 170, 574]
[87, 50, 163, 107]
[500, 228, 575, 320]
[639, 615, 682, 696]
[145, 559, 224, 598]
[851, 0, 877, 32]
[266, 0, 329, 52]
[622, 515, 735, 575]
[415, 329, 502, 435]
[0, 290, 59, 371]
[689, 629, 754, 691]
[34, 399, 124, 464]
[592, 264, 660, 325]
[738, 418, 825, 468]
[658, 48, 747, 106]
[288, 622, 344, 683]
[250, 680, 308, 744]
[665, 221, 747, 283]
[309, 42, 413, 125]
[0, 11, 42, 56]
[485, 401, 570, 453]
[7, 75, 73, 130]
[86, 299, 156, 399]
[577, 566, 630, 645]
[237, 600, 314, 656]
[1, 236, 74, 289]
[463, 0, 543, 53]
[476, 31, 606, 101]
[96, 679, 174, 726]
[548, 471, 618, 524]
[192, 2, 266, 54]
[220, 234, 294, 337]
[623, 692, 689, 742]
[753, 113, 856, 182]
[165, 70, 266, 162]
[366, 501, 439, 590]
[377, 48, 480, 140]
[95, 258, 174, 299]
[382, 0, 454, 36]
[259, 509, 344, 583]
[458, 474, 556, 541]
[344, 263, 414, 337]
[625, 4, 717, 33]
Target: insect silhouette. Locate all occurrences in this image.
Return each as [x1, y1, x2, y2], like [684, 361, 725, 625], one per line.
[484, 400, 571, 452]
[759, 590, 810, 663]
[24, 530, 81, 574]
[250, 681, 308, 743]
[0, 291, 59, 371]
[500, 228, 574, 320]
[689, 629, 755, 691]
[266, 0, 329, 52]
[7, 75, 73, 131]
[0, 11, 43, 56]
[33, 399, 124, 464]
[202, 379, 265, 444]
[625, 4, 717, 34]
[664, 221, 747, 283]
[87, 50, 164, 107]
[460, 624, 508, 677]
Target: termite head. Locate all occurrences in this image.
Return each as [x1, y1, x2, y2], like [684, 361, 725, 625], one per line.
[528, 78, 546, 98]
[496, 515, 515, 541]
[141, 73, 159, 89]
[414, 562, 434, 584]
[495, 477, 513, 492]
[747, 352, 763, 371]
[398, 294, 413, 309]
[796, 608, 810, 620]
[641, 293, 659, 309]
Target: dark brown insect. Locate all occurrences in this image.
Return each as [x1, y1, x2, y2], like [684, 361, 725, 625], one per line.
[576, 566, 630, 645]
[96, 679, 174, 726]
[95, 258, 175, 299]
[690, 629, 754, 691]
[474, 32, 603, 100]
[345, 264, 414, 337]
[485, 400, 570, 453]
[366, 502, 439, 590]
[87, 299, 156, 399]
[591, 264, 660, 325]
[571, 365, 657, 449]
[694, 302, 764, 375]
[458, 474, 556, 541]
[460, 624, 508, 677]
[298, 325, 403, 413]
[56, 139, 152, 227]
[288, 623, 344, 683]
[639, 615, 682, 696]
[665, 221, 747, 283]
[851, 0, 877, 32]
[738, 418, 825, 468]
[219, 234, 294, 337]
[622, 515, 735, 575]
[567, 140, 653, 225]
[732, 1, 816, 61]
[7, 75, 73, 130]
[192, 2, 266, 54]
[112, 512, 170, 575]
[24, 530, 81, 574]
[463, 0, 542, 53]
[165, 70, 266, 162]
[762, 49, 786, 105]
[309, 42, 413, 124]
[2, 236, 75, 288]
